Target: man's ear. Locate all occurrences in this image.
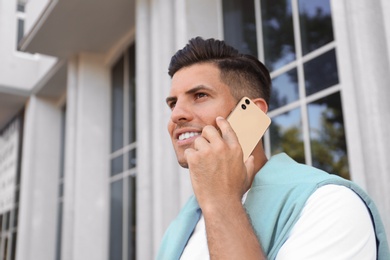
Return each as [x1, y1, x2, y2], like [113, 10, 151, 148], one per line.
[251, 98, 268, 114]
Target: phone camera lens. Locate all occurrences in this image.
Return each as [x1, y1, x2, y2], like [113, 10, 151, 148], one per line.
[245, 99, 250, 105]
[241, 104, 247, 110]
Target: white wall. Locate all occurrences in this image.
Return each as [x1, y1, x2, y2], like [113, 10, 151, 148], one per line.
[61, 53, 110, 260]
[16, 96, 61, 260]
[136, 0, 224, 258]
[0, 0, 56, 92]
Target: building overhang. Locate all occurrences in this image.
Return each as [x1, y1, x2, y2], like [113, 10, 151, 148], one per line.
[19, 0, 135, 58]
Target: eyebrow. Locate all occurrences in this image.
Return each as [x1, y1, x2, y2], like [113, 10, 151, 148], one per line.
[165, 85, 216, 105]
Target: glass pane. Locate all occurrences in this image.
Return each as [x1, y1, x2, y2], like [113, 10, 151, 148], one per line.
[59, 106, 66, 179]
[12, 208, 18, 228]
[128, 45, 137, 144]
[17, 3, 25, 12]
[3, 237, 8, 260]
[269, 68, 299, 110]
[11, 231, 17, 260]
[17, 19, 24, 45]
[59, 182, 64, 197]
[127, 149, 136, 170]
[222, 0, 258, 56]
[299, 0, 334, 55]
[109, 180, 123, 260]
[304, 49, 338, 96]
[5, 211, 10, 231]
[307, 92, 350, 179]
[261, 0, 295, 71]
[111, 57, 124, 152]
[127, 176, 136, 260]
[111, 155, 123, 176]
[270, 108, 305, 163]
[55, 202, 63, 260]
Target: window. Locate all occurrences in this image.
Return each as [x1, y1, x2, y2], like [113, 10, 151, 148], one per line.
[55, 106, 66, 260]
[0, 112, 23, 260]
[223, 0, 350, 178]
[109, 44, 136, 260]
[16, 1, 26, 48]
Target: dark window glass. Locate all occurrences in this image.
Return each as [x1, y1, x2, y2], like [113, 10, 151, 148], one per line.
[270, 108, 305, 163]
[59, 106, 66, 179]
[128, 45, 136, 144]
[299, 0, 334, 55]
[5, 211, 10, 231]
[11, 231, 17, 260]
[111, 57, 125, 152]
[3, 237, 8, 260]
[261, 0, 295, 71]
[222, 0, 258, 56]
[127, 176, 136, 260]
[304, 49, 338, 96]
[128, 149, 136, 170]
[17, 19, 24, 45]
[111, 155, 123, 176]
[269, 68, 299, 110]
[307, 93, 349, 179]
[109, 180, 123, 260]
[17, 3, 25, 12]
[55, 202, 63, 260]
[12, 208, 18, 228]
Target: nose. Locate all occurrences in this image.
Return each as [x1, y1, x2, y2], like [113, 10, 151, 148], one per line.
[170, 100, 193, 124]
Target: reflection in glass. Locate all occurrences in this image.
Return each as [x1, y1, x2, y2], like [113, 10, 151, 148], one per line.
[109, 180, 123, 260]
[299, 0, 334, 55]
[304, 49, 338, 96]
[111, 57, 124, 152]
[111, 155, 123, 176]
[128, 45, 137, 144]
[127, 176, 136, 260]
[269, 68, 299, 110]
[222, 0, 258, 56]
[261, 0, 295, 71]
[307, 93, 349, 179]
[270, 108, 305, 163]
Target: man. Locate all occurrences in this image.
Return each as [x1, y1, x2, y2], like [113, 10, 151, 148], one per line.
[158, 37, 389, 259]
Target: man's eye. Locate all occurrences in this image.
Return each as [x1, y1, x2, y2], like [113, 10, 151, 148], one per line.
[195, 93, 207, 99]
[168, 102, 176, 110]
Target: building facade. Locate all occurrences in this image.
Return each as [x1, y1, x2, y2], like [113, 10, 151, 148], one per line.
[0, 0, 389, 259]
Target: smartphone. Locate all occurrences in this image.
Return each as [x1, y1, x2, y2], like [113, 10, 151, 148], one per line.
[227, 97, 271, 161]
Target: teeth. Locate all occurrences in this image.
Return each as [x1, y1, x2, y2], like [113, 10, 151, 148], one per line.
[178, 132, 200, 141]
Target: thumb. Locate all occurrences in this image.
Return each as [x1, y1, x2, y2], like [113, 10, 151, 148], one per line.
[244, 155, 256, 190]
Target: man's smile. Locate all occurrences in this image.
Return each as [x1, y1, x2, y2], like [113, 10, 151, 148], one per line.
[178, 131, 201, 141]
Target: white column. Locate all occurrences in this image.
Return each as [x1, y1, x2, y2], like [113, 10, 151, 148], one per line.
[332, 0, 390, 240]
[16, 96, 61, 260]
[61, 53, 110, 260]
[136, 0, 225, 258]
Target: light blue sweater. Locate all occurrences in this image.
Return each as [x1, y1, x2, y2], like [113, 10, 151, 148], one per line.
[157, 153, 389, 259]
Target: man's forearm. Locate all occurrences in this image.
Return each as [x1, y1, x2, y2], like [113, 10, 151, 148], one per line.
[203, 199, 266, 260]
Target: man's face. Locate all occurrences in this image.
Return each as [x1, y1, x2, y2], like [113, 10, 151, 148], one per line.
[166, 63, 237, 168]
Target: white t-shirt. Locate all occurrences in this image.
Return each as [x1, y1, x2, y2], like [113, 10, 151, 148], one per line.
[180, 185, 376, 260]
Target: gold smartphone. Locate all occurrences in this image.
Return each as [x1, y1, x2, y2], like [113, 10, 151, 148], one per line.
[227, 97, 271, 161]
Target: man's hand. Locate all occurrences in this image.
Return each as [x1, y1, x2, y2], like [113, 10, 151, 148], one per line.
[184, 116, 256, 210]
[184, 116, 265, 259]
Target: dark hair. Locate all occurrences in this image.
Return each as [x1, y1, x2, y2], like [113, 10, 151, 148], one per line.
[168, 37, 271, 105]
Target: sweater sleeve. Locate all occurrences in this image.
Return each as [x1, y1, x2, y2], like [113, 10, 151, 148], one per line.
[275, 184, 376, 260]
